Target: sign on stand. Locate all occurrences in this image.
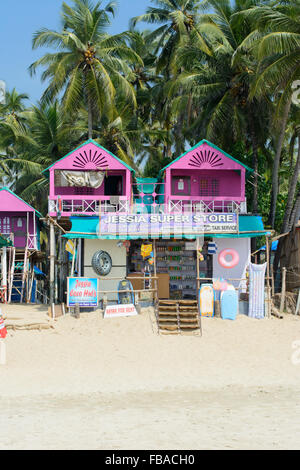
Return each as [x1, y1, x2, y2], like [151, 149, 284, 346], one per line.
[104, 304, 138, 319]
[67, 277, 98, 307]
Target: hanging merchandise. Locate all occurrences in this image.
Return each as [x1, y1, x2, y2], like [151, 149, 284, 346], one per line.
[248, 263, 267, 319]
[213, 278, 229, 291]
[197, 244, 204, 261]
[123, 240, 131, 253]
[218, 249, 239, 269]
[207, 242, 218, 255]
[141, 243, 153, 259]
[148, 255, 154, 265]
[57, 196, 62, 219]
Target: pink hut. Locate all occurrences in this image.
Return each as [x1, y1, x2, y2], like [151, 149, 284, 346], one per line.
[0, 188, 41, 250]
[44, 139, 135, 218]
[160, 140, 251, 214]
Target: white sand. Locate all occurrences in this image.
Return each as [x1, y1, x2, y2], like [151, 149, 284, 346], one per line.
[1, 304, 300, 450]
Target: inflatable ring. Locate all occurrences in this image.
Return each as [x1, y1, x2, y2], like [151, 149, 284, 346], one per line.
[92, 250, 112, 276]
[218, 249, 239, 269]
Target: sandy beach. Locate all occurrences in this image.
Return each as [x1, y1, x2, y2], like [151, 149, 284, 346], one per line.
[1, 305, 300, 450]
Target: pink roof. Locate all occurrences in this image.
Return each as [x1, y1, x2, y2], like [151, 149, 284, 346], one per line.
[0, 188, 36, 213]
[45, 140, 134, 173]
[163, 140, 250, 172]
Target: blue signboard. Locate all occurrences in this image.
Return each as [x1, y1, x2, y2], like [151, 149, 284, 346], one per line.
[67, 277, 98, 307]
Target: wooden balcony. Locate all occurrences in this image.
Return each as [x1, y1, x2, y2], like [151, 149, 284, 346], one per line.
[48, 196, 130, 217]
[0, 232, 38, 250]
[168, 197, 247, 214]
[48, 194, 247, 217]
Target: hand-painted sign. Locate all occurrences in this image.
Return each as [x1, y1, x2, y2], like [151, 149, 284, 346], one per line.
[98, 213, 238, 237]
[67, 277, 98, 307]
[104, 303, 138, 318]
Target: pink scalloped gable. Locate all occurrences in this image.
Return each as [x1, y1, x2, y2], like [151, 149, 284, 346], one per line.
[167, 141, 245, 171]
[51, 141, 130, 172]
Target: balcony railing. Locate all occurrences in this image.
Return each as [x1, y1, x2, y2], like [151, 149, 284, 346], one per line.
[48, 195, 247, 216]
[0, 232, 38, 250]
[49, 196, 130, 217]
[168, 198, 247, 214]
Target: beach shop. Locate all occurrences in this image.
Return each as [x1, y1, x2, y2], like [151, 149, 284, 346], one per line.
[44, 139, 270, 314]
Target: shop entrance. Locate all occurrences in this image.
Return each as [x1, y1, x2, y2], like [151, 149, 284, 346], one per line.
[128, 239, 212, 300]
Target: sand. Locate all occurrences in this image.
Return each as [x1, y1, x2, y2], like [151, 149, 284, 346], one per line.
[1, 304, 300, 450]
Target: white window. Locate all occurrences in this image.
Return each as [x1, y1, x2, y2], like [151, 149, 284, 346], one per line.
[0, 217, 11, 234]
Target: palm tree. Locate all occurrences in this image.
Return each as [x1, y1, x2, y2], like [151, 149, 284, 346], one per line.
[0, 88, 33, 188]
[166, 0, 272, 213]
[236, 0, 300, 228]
[131, 0, 210, 74]
[0, 88, 29, 120]
[30, 0, 141, 139]
[1, 101, 84, 213]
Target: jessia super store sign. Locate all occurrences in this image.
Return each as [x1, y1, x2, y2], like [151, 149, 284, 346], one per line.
[98, 213, 238, 236]
[67, 278, 98, 307]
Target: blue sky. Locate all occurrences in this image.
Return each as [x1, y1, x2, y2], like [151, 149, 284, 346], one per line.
[0, 0, 151, 105]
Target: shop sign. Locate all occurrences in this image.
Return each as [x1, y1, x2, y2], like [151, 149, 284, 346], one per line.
[104, 303, 138, 318]
[67, 277, 98, 307]
[98, 213, 238, 237]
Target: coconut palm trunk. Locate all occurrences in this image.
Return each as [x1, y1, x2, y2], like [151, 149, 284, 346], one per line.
[268, 97, 292, 228]
[290, 188, 300, 228]
[248, 111, 259, 214]
[87, 90, 93, 139]
[273, 134, 300, 273]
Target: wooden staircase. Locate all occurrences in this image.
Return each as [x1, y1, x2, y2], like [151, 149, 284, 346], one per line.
[8, 247, 30, 303]
[155, 299, 202, 335]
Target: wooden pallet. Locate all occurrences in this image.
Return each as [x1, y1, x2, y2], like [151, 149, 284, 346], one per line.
[156, 299, 201, 335]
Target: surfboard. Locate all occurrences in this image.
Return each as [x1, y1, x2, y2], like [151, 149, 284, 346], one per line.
[199, 284, 214, 317]
[221, 290, 238, 320]
[118, 279, 135, 305]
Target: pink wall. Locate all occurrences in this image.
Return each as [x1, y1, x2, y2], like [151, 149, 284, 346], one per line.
[0, 189, 38, 249]
[164, 142, 246, 202]
[170, 169, 243, 198]
[49, 142, 132, 200]
[0, 211, 36, 248]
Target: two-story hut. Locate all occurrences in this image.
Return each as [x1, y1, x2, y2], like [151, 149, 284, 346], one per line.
[45, 139, 269, 303]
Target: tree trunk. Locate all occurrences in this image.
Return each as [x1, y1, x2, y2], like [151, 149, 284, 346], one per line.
[267, 97, 292, 228]
[290, 188, 300, 228]
[248, 112, 259, 214]
[283, 134, 300, 233]
[273, 133, 300, 273]
[88, 91, 93, 139]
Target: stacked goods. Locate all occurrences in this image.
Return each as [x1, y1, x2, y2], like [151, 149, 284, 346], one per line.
[156, 299, 201, 335]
